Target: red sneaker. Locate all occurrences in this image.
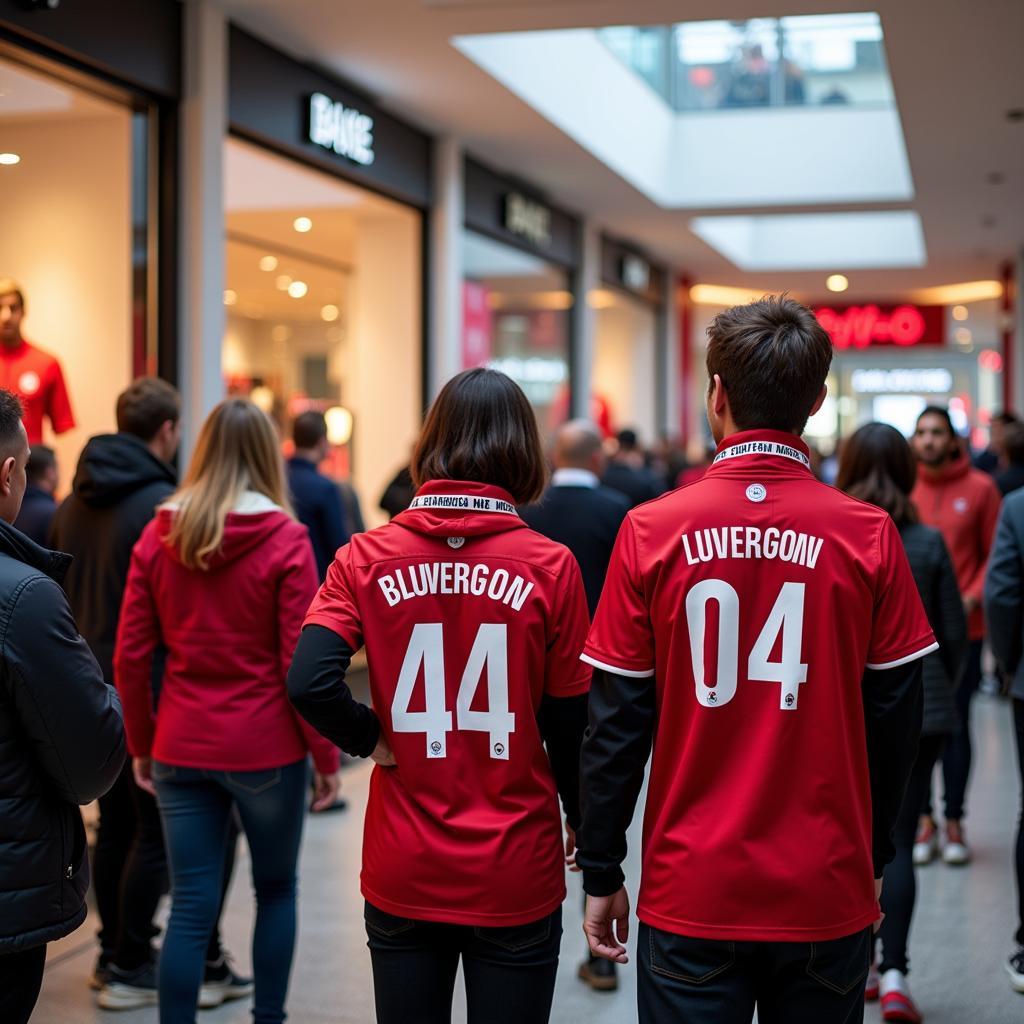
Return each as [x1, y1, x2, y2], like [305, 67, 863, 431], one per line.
[865, 962, 880, 1002]
[880, 969, 923, 1022]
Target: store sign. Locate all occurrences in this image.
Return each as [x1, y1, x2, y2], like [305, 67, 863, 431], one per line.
[504, 193, 552, 248]
[851, 368, 953, 394]
[620, 254, 651, 294]
[814, 304, 944, 350]
[308, 92, 375, 166]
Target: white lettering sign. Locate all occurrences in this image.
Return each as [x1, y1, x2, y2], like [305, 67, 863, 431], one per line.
[308, 92, 375, 166]
[621, 254, 651, 293]
[504, 193, 551, 248]
[850, 368, 953, 394]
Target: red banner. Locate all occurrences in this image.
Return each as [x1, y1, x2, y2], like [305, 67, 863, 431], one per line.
[813, 304, 945, 350]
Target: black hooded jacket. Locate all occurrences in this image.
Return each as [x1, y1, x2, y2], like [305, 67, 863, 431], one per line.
[51, 433, 176, 683]
[0, 519, 125, 952]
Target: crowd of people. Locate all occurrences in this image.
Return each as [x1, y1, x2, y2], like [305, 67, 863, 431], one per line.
[0, 295, 1022, 1024]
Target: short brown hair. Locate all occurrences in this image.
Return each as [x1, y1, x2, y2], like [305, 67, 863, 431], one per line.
[0, 279, 25, 309]
[836, 422, 918, 526]
[707, 295, 833, 433]
[116, 377, 180, 442]
[412, 368, 547, 504]
[293, 410, 327, 450]
[1004, 421, 1024, 466]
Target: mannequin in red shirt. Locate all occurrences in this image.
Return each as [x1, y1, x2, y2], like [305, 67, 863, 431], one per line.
[0, 280, 75, 445]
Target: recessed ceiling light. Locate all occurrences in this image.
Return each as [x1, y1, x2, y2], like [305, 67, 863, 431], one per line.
[321, 304, 339, 322]
[952, 305, 969, 321]
[288, 281, 308, 298]
[223, 289, 237, 306]
[955, 327, 972, 345]
[259, 255, 278, 272]
[293, 216, 312, 233]
[275, 275, 292, 291]
[0, 153, 21, 166]
[826, 274, 849, 293]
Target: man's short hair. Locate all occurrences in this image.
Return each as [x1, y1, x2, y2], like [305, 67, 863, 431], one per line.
[1003, 422, 1024, 466]
[617, 429, 639, 451]
[993, 411, 1020, 427]
[293, 410, 328, 450]
[0, 389, 24, 459]
[706, 296, 833, 434]
[0, 278, 25, 309]
[26, 445, 55, 484]
[116, 377, 180, 442]
[916, 405, 956, 437]
[555, 420, 603, 467]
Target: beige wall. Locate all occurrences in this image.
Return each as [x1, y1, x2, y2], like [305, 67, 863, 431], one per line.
[593, 296, 658, 445]
[0, 114, 132, 495]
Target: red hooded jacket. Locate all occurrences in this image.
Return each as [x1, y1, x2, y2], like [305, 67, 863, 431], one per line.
[114, 493, 339, 774]
[911, 457, 1001, 640]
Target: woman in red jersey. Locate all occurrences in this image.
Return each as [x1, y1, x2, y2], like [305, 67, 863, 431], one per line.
[114, 399, 340, 1024]
[288, 369, 592, 1024]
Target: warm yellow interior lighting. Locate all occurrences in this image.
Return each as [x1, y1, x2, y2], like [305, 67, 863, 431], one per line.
[587, 289, 616, 310]
[911, 280, 1002, 305]
[486, 290, 574, 311]
[325, 406, 354, 446]
[690, 284, 767, 306]
[825, 274, 849, 293]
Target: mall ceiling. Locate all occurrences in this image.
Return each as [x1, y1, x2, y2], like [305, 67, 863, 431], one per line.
[222, 0, 1024, 302]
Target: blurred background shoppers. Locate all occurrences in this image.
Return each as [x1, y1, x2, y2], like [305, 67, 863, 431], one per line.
[0, 387, 125, 1024]
[839, 422, 968, 1023]
[601, 428, 665, 508]
[289, 369, 591, 1024]
[114, 398, 340, 1024]
[51, 378, 247, 1010]
[997, 421, 1024, 498]
[984, 490, 1024, 996]
[13, 443, 57, 545]
[911, 405, 1001, 865]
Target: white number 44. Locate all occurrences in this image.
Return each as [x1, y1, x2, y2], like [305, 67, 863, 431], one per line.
[391, 623, 515, 759]
[686, 580, 808, 710]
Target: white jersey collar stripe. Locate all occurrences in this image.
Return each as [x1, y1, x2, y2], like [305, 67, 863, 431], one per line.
[713, 440, 811, 470]
[409, 494, 519, 516]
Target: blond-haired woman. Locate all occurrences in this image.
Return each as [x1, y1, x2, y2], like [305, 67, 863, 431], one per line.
[114, 398, 339, 1024]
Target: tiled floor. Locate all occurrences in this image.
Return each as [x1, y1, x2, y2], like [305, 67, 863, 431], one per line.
[33, 694, 1023, 1023]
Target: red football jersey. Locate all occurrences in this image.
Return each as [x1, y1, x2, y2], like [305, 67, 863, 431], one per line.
[305, 479, 591, 927]
[583, 430, 936, 942]
[0, 339, 75, 444]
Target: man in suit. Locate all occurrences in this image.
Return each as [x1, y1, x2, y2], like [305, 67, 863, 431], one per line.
[521, 418, 629, 993]
[602, 428, 665, 508]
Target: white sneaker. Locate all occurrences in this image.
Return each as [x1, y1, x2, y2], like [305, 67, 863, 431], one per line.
[912, 819, 938, 866]
[941, 822, 970, 865]
[1008, 948, 1024, 993]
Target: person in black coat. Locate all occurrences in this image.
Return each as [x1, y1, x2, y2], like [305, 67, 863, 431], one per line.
[983, 487, 1024, 992]
[838, 422, 968, 1018]
[0, 388, 125, 1024]
[996, 421, 1024, 497]
[287, 410, 348, 583]
[50, 378, 246, 1007]
[13, 444, 57, 545]
[521, 419, 629, 994]
[601, 428, 664, 508]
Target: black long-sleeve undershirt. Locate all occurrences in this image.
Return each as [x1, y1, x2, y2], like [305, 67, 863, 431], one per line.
[576, 659, 923, 897]
[287, 624, 380, 757]
[538, 692, 589, 830]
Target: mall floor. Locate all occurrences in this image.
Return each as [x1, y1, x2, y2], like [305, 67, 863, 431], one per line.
[33, 694, 1023, 1024]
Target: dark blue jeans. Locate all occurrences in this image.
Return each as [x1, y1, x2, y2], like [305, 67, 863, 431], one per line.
[153, 759, 309, 1024]
[637, 924, 871, 1024]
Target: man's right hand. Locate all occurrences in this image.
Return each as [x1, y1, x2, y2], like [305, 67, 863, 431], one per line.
[583, 887, 631, 964]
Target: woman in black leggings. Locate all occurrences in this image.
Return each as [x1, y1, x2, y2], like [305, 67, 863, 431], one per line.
[839, 423, 968, 1023]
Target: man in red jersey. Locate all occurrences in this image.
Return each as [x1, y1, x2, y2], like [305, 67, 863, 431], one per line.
[578, 296, 936, 1024]
[0, 281, 75, 445]
[911, 406, 1001, 865]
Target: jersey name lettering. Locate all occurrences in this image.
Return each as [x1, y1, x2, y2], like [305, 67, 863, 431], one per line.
[681, 526, 824, 570]
[378, 561, 535, 611]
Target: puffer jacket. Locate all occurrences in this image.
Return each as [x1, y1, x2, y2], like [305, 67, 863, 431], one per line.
[0, 519, 125, 952]
[900, 521, 969, 735]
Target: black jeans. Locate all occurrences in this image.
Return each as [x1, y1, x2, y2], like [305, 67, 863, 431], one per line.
[364, 902, 561, 1024]
[879, 734, 945, 974]
[94, 760, 239, 970]
[637, 924, 871, 1024]
[924, 640, 982, 822]
[0, 944, 47, 1024]
[1014, 697, 1024, 946]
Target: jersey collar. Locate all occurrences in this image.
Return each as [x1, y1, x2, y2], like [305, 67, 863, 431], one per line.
[708, 430, 813, 476]
[406, 479, 520, 517]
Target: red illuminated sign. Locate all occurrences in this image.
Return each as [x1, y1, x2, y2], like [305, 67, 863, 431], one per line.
[813, 304, 945, 350]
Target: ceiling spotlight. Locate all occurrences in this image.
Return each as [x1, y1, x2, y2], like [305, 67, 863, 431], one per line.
[0, 153, 21, 166]
[825, 274, 849, 293]
[223, 289, 237, 306]
[955, 327, 972, 345]
[275, 274, 292, 291]
[321, 304, 340, 322]
[952, 304, 969, 321]
[287, 280, 308, 299]
[293, 216, 312, 233]
[259, 255, 278, 272]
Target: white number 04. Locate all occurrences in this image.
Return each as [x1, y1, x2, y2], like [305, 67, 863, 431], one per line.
[686, 580, 808, 710]
[391, 623, 515, 759]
